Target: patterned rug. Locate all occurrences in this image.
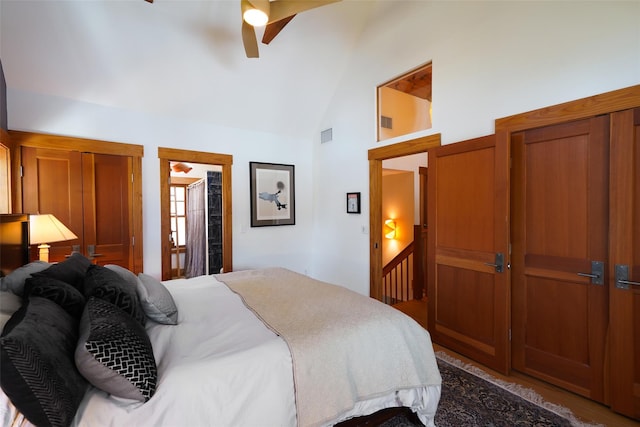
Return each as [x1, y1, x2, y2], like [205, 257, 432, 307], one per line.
[378, 352, 602, 427]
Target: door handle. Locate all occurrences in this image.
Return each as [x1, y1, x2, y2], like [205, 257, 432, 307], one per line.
[87, 245, 103, 259]
[577, 261, 604, 285]
[485, 253, 504, 273]
[615, 264, 640, 290]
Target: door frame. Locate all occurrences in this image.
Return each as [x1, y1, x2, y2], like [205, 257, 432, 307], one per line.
[368, 134, 441, 301]
[158, 147, 233, 281]
[9, 130, 144, 273]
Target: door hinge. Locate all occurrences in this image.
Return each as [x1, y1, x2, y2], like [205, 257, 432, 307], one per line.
[20, 165, 23, 177]
[131, 173, 134, 183]
[509, 329, 512, 341]
[132, 236, 135, 246]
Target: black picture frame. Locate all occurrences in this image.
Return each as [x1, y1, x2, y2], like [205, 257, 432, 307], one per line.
[346, 192, 361, 214]
[250, 162, 296, 227]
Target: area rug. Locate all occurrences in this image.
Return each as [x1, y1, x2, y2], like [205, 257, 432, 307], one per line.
[377, 351, 602, 427]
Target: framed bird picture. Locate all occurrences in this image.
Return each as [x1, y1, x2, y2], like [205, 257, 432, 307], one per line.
[250, 162, 296, 227]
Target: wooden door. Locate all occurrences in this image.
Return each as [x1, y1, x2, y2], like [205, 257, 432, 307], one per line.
[511, 116, 609, 402]
[22, 147, 84, 261]
[609, 107, 640, 419]
[427, 134, 511, 374]
[22, 147, 132, 268]
[82, 153, 131, 267]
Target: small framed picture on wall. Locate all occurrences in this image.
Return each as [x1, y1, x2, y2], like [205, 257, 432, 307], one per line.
[346, 192, 361, 214]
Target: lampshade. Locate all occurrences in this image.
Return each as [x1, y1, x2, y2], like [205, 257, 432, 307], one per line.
[29, 214, 78, 262]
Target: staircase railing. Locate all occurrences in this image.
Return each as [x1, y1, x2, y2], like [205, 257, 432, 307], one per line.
[382, 241, 414, 305]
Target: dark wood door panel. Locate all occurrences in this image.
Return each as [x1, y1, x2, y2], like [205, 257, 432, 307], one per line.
[84, 153, 131, 268]
[428, 134, 510, 374]
[609, 107, 640, 419]
[512, 115, 609, 403]
[21, 147, 83, 262]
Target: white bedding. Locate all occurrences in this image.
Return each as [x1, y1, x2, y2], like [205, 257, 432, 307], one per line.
[3, 272, 441, 427]
[73, 275, 297, 427]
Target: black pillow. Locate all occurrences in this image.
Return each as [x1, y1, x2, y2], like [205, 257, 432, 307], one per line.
[32, 253, 92, 293]
[75, 297, 157, 402]
[83, 264, 145, 326]
[24, 276, 86, 319]
[0, 296, 88, 427]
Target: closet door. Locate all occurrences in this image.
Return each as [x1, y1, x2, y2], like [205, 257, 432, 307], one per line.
[22, 147, 84, 261]
[427, 134, 511, 374]
[22, 147, 132, 268]
[609, 107, 640, 419]
[511, 116, 609, 402]
[82, 153, 131, 267]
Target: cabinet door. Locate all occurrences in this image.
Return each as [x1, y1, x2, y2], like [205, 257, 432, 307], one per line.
[609, 107, 640, 419]
[22, 147, 132, 269]
[511, 116, 609, 402]
[427, 134, 511, 374]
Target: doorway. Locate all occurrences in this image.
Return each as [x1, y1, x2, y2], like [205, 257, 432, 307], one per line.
[368, 134, 441, 301]
[158, 148, 233, 281]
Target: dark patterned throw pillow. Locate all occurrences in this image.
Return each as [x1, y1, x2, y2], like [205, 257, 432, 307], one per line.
[83, 264, 146, 326]
[75, 297, 157, 402]
[0, 297, 87, 427]
[23, 275, 86, 319]
[32, 253, 91, 293]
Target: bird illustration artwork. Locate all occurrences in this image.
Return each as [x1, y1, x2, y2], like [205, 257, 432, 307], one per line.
[259, 181, 287, 210]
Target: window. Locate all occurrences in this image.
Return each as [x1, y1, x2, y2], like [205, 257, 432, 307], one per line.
[377, 62, 432, 142]
[170, 184, 187, 277]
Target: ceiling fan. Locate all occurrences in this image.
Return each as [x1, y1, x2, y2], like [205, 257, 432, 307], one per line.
[240, 0, 341, 58]
[144, 0, 340, 58]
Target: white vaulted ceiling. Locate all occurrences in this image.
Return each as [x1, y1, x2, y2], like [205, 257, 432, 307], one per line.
[0, 0, 385, 137]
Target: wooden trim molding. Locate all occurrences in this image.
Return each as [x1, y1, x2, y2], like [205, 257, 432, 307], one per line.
[158, 147, 233, 280]
[495, 84, 640, 133]
[368, 133, 441, 300]
[10, 130, 144, 156]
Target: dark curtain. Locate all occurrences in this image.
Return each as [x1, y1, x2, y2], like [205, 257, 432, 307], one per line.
[185, 179, 206, 278]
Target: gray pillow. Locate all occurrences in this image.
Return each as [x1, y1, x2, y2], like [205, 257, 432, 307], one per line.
[0, 291, 23, 330]
[137, 273, 178, 325]
[104, 264, 139, 288]
[2, 261, 51, 296]
[75, 297, 157, 402]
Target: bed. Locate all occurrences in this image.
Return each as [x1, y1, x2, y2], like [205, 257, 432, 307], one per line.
[0, 254, 441, 427]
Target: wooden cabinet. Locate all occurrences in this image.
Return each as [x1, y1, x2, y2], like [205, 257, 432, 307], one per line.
[10, 131, 143, 273]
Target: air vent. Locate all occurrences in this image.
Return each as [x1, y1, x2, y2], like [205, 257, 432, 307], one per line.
[380, 116, 393, 129]
[321, 128, 333, 144]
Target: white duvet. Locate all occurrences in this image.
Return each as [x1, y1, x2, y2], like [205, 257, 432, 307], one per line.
[3, 274, 440, 427]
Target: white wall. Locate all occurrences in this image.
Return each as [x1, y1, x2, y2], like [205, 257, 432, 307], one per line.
[7, 90, 315, 279]
[312, 1, 640, 295]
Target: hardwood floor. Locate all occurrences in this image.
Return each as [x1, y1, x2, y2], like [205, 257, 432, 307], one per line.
[391, 299, 639, 427]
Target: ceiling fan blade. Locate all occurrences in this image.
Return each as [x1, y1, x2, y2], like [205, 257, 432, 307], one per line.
[262, 15, 296, 45]
[242, 20, 260, 58]
[268, 0, 341, 23]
